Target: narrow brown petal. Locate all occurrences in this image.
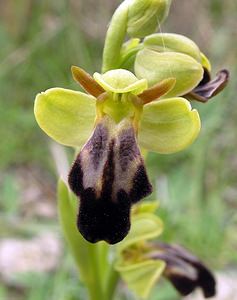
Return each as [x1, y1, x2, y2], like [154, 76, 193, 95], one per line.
[71, 65, 105, 97]
[149, 243, 216, 298]
[138, 78, 176, 104]
[187, 69, 229, 103]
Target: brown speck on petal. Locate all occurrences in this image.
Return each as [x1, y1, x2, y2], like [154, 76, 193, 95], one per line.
[68, 116, 152, 244]
[186, 69, 229, 103]
[149, 243, 216, 298]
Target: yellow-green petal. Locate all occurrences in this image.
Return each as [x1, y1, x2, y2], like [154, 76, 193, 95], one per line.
[34, 88, 96, 148]
[115, 259, 166, 299]
[138, 97, 201, 154]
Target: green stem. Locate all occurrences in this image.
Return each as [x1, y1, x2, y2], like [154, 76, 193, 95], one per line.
[87, 244, 105, 300]
[104, 263, 120, 300]
[102, 0, 129, 72]
[97, 242, 110, 287]
[87, 243, 119, 300]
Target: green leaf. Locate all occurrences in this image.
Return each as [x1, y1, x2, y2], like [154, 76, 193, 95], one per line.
[115, 259, 166, 299]
[117, 213, 163, 253]
[138, 97, 201, 154]
[34, 88, 96, 148]
[135, 49, 203, 97]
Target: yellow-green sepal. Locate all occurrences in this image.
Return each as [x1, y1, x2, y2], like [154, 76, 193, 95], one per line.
[138, 97, 201, 154]
[115, 258, 165, 299]
[135, 49, 203, 97]
[34, 88, 96, 148]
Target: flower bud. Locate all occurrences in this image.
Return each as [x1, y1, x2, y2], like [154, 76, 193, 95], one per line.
[127, 0, 172, 38]
[201, 52, 212, 72]
[187, 69, 229, 103]
[115, 211, 164, 298]
[144, 33, 202, 62]
[135, 48, 203, 97]
[150, 243, 216, 298]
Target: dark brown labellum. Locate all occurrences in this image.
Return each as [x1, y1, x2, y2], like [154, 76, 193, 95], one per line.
[68, 116, 152, 244]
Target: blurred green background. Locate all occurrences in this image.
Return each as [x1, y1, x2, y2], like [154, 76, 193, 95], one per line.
[0, 0, 236, 299]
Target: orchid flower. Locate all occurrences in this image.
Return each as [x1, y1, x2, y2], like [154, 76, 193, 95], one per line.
[116, 202, 216, 299]
[33, 0, 230, 299]
[34, 66, 200, 244]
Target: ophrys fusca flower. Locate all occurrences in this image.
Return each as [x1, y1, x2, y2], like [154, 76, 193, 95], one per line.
[34, 67, 200, 244]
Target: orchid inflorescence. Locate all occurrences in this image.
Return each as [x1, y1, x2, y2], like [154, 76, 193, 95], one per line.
[34, 0, 229, 299]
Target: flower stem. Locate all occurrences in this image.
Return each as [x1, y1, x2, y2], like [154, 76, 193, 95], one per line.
[104, 264, 120, 300]
[87, 244, 105, 300]
[102, 0, 129, 72]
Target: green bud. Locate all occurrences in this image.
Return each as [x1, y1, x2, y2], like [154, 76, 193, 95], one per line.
[127, 0, 172, 38]
[132, 200, 159, 215]
[144, 33, 202, 62]
[116, 259, 165, 299]
[200, 52, 212, 72]
[117, 213, 163, 253]
[115, 210, 165, 299]
[135, 48, 203, 97]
